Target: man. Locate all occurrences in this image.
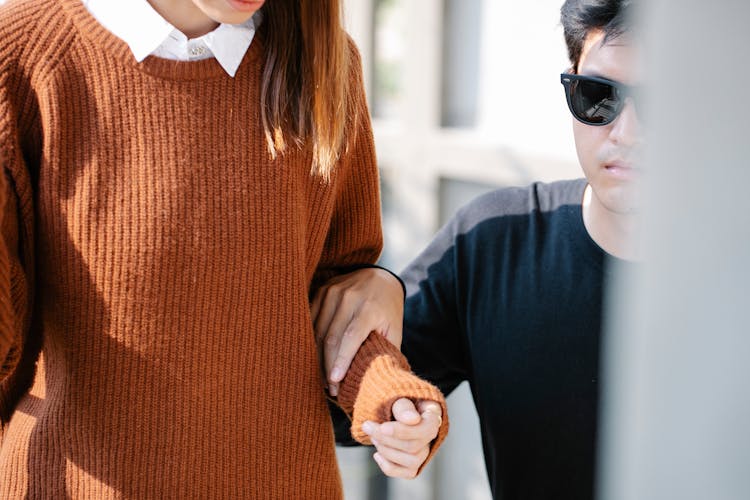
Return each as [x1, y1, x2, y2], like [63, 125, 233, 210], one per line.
[313, 0, 641, 497]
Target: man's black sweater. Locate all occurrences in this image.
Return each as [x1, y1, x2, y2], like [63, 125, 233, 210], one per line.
[401, 179, 620, 499]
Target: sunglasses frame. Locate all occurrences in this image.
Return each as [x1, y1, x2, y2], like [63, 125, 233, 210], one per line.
[560, 73, 634, 126]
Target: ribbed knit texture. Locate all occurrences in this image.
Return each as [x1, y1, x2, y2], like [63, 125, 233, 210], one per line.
[0, 0, 448, 497]
[336, 333, 449, 474]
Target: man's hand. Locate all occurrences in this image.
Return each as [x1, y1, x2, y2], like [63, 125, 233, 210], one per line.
[311, 268, 404, 396]
[361, 398, 443, 479]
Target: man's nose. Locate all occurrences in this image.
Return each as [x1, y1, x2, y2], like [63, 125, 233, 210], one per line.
[609, 98, 642, 147]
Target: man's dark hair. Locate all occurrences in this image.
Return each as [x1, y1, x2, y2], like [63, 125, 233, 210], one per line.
[561, 0, 633, 72]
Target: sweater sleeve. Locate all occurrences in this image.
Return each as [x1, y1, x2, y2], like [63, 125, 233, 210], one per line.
[0, 173, 18, 380]
[0, 67, 33, 398]
[336, 333, 449, 473]
[0, 76, 32, 388]
[313, 41, 449, 472]
[310, 40, 383, 290]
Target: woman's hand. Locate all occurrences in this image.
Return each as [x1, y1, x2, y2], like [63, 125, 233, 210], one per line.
[311, 268, 404, 396]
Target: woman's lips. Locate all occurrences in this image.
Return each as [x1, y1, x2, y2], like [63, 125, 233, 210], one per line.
[225, 0, 264, 13]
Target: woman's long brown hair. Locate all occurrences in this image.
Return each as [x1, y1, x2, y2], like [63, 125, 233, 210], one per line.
[259, 0, 352, 180]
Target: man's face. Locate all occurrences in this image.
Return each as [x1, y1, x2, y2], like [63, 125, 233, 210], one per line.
[572, 30, 643, 215]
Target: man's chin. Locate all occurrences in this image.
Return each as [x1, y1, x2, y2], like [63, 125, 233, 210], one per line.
[599, 185, 642, 216]
[606, 197, 641, 216]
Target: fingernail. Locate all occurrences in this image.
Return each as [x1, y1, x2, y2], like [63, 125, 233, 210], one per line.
[373, 452, 382, 464]
[331, 367, 343, 382]
[423, 408, 441, 418]
[362, 421, 374, 435]
[406, 411, 419, 421]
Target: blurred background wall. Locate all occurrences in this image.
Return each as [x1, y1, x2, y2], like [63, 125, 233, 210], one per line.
[338, 1, 580, 499]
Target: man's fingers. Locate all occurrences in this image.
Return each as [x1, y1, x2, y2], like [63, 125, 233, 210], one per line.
[380, 416, 440, 442]
[312, 286, 339, 345]
[391, 398, 421, 425]
[319, 286, 364, 383]
[372, 452, 421, 480]
[311, 268, 406, 396]
[311, 272, 349, 320]
[325, 310, 355, 396]
[314, 288, 352, 386]
[417, 400, 443, 429]
[311, 287, 338, 392]
[416, 400, 442, 417]
[371, 440, 429, 473]
[327, 314, 370, 384]
[363, 423, 438, 454]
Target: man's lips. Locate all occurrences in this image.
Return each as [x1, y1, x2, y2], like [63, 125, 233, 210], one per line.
[604, 160, 640, 178]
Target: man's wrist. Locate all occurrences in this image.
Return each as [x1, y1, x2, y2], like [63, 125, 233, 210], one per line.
[336, 263, 406, 299]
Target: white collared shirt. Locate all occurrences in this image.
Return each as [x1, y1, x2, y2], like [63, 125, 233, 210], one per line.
[81, 0, 260, 77]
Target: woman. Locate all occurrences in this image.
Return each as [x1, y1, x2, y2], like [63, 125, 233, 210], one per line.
[0, 0, 447, 497]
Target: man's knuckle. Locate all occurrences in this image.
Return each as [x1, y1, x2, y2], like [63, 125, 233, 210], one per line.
[324, 335, 339, 348]
[404, 455, 421, 469]
[342, 327, 361, 340]
[340, 287, 357, 302]
[359, 297, 374, 310]
[408, 441, 424, 454]
[319, 285, 333, 301]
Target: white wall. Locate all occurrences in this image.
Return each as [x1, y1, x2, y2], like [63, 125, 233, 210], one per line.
[477, 1, 577, 162]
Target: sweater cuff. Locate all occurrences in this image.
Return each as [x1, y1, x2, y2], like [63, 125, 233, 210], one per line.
[336, 333, 449, 473]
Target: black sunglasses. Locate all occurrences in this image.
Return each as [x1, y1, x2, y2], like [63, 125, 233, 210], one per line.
[560, 73, 636, 126]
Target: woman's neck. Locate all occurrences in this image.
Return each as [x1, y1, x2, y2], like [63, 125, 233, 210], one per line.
[147, 0, 220, 38]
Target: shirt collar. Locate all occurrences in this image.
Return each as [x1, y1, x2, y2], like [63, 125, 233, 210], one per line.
[200, 20, 259, 77]
[81, 0, 259, 77]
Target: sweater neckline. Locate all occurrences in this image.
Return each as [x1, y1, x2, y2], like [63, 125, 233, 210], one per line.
[59, 0, 263, 81]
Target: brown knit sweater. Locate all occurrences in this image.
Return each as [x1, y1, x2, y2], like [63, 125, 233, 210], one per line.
[0, 0, 448, 497]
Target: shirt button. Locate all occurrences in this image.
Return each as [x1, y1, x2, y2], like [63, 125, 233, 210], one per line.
[189, 45, 207, 57]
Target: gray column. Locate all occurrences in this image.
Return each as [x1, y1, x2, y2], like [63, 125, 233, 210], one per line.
[599, 2, 750, 500]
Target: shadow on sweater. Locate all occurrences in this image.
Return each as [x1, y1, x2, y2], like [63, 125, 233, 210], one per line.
[10, 214, 340, 497]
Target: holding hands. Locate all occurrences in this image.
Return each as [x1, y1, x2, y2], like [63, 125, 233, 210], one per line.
[313, 268, 446, 478]
[311, 267, 404, 397]
[364, 398, 443, 478]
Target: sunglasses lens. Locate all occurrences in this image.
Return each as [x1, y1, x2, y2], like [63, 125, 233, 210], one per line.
[570, 79, 622, 125]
